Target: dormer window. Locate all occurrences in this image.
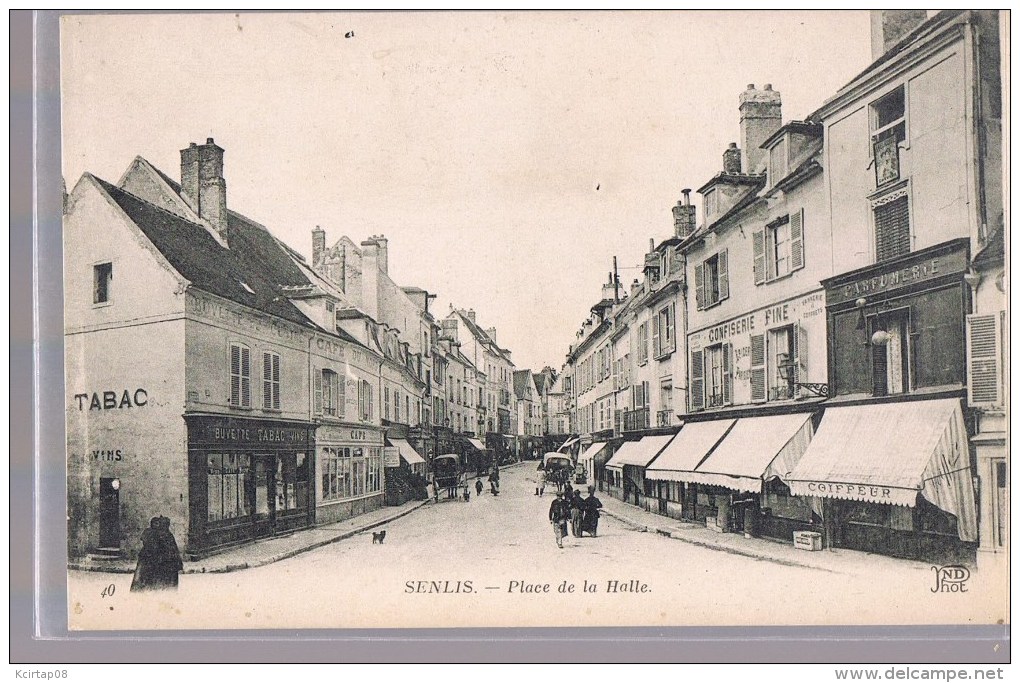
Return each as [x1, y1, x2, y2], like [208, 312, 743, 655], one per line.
[704, 189, 718, 217]
[768, 137, 788, 187]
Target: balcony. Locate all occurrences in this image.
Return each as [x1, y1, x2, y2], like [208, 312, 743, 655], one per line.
[656, 409, 674, 427]
[622, 408, 650, 432]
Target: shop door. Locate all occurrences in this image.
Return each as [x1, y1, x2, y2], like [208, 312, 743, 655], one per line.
[252, 455, 276, 538]
[98, 477, 121, 548]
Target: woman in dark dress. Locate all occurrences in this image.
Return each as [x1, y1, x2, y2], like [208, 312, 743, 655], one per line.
[130, 516, 184, 591]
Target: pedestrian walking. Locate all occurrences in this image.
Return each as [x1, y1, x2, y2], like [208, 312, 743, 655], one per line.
[130, 515, 183, 592]
[569, 488, 585, 537]
[475, 479, 484, 497]
[582, 486, 603, 537]
[548, 491, 570, 549]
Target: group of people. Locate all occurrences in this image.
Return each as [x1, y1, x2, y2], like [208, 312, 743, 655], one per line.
[548, 485, 603, 549]
[466, 467, 500, 501]
[130, 515, 184, 592]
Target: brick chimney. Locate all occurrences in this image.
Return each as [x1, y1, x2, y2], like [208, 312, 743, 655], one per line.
[723, 142, 742, 174]
[672, 188, 697, 239]
[486, 327, 498, 344]
[871, 10, 928, 60]
[360, 238, 380, 320]
[180, 138, 228, 236]
[375, 234, 389, 274]
[312, 225, 326, 267]
[466, 309, 476, 323]
[739, 85, 782, 174]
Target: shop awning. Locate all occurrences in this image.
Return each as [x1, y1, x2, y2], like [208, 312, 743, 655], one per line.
[645, 419, 736, 482]
[467, 437, 486, 451]
[604, 434, 674, 470]
[578, 442, 607, 463]
[680, 414, 814, 493]
[389, 438, 425, 466]
[786, 399, 977, 541]
[557, 435, 581, 452]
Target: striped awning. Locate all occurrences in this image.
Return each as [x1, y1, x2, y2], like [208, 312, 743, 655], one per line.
[679, 414, 814, 493]
[645, 419, 735, 482]
[785, 399, 977, 542]
[557, 435, 581, 452]
[467, 438, 486, 451]
[604, 434, 674, 470]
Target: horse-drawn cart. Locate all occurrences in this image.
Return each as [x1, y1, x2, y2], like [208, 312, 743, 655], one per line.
[431, 453, 465, 502]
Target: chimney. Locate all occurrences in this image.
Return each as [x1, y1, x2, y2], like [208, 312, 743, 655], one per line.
[672, 188, 697, 239]
[375, 234, 388, 274]
[601, 272, 617, 301]
[180, 138, 228, 235]
[871, 10, 928, 60]
[723, 142, 742, 174]
[360, 238, 380, 320]
[312, 225, 326, 267]
[466, 309, 476, 323]
[739, 84, 782, 174]
[486, 327, 498, 344]
[630, 278, 641, 298]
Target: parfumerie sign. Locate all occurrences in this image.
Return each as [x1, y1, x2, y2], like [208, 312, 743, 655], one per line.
[826, 243, 968, 307]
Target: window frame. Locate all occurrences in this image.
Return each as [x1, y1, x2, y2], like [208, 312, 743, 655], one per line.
[92, 260, 114, 306]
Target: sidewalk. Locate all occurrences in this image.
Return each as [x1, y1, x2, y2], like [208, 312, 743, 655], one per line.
[598, 494, 933, 575]
[69, 498, 428, 575]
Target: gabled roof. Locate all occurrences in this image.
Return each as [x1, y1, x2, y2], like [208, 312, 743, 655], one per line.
[97, 178, 314, 328]
[513, 370, 534, 399]
[533, 373, 548, 394]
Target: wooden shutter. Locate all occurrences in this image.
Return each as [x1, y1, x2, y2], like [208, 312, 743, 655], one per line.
[790, 209, 805, 271]
[240, 346, 251, 407]
[750, 334, 766, 402]
[695, 262, 705, 310]
[652, 310, 661, 358]
[753, 229, 766, 284]
[967, 313, 1002, 406]
[874, 195, 910, 262]
[795, 323, 809, 396]
[263, 353, 273, 409]
[722, 342, 733, 405]
[230, 344, 241, 406]
[313, 368, 322, 415]
[690, 350, 704, 411]
[718, 249, 729, 301]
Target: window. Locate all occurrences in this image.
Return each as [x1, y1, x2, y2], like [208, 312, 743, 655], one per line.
[768, 326, 796, 401]
[873, 191, 911, 262]
[690, 343, 732, 410]
[967, 312, 1004, 407]
[636, 323, 649, 365]
[384, 386, 391, 420]
[207, 453, 252, 522]
[754, 211, 805, 284]
[768, 137, 788, 185]
[315, 369, 341, 417]
[394, 389, 401, 422]
[653, 303, 676, 358]
[359, 379, 373, 420]
[704, 189, 718, 217]
[870, 310, 910, 396]
[695, 250, 729, 309]
[93, 262, 113, 304]
[406, 395, 411, 423]
[262, 352, 280, 410]
[229, 343, 252, 408]
[275, 452, 308, 511]
[870, 85, 906, 187]
[633, 381, 649, 409]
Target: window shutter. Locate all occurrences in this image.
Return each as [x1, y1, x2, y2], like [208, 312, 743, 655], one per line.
[695, 262, 705, 310]
[263, 353, 272, 409]
[753, 229, 766, 285]
[313, 368, 322, 415]
[240, 346, 251, 407]
[874, 195, 910, 262]
[690, 350, 704, 411]
[652, 311, 661, 358]
[790, 209, 805, 271]
[667, 304, 676, 353]
[795, 323, 809, 395]
[722, 342, 733, 405]
[750, 334, 766, 402]
[718, 249, 729, 301]
[967, 313, 1002, 406]
[230, 345, 241, 406]
[272, 354, 280, 409]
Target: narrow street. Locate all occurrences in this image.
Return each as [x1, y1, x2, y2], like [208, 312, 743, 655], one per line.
[69, 465, 1006, 630]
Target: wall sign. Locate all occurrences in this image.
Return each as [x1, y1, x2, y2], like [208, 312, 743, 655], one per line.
[73, 389, 148, 411]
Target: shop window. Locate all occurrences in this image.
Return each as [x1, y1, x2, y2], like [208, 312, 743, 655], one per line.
[207, 453, 251, 522]
[229, 343, 252, 408]
[870, 310, 910, 396]
[93, 262, 113, 304]
[690, 343, 732, 410]
[916, 496, 956, 536]
[653, 303, 676, 358]
[695, 250, 729, 310]
[873, 190, 911, 262]
[755, 211, 805, 284]
[762, 479, 813, 523]
[262, 352, 280, 411]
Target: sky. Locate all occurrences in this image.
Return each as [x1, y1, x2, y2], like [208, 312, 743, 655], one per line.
[60, 11, 874, 372]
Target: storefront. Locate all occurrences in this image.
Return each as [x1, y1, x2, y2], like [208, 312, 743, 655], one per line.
[645, 419, 734, 522]
[603, 434, 674, 507]
[314, 422, 385, 525]
[185, 414, 315, 557]
[786, 399, 978, 564]
[577, 442, 607, 488]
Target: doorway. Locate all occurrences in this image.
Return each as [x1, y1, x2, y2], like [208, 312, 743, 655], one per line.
[98, 477, 121, 548]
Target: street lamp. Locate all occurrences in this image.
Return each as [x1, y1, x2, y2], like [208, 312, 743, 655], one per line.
[776, 352, 828, 398]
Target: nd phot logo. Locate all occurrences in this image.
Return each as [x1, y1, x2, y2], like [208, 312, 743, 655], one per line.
[930, 565, 970, 593]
